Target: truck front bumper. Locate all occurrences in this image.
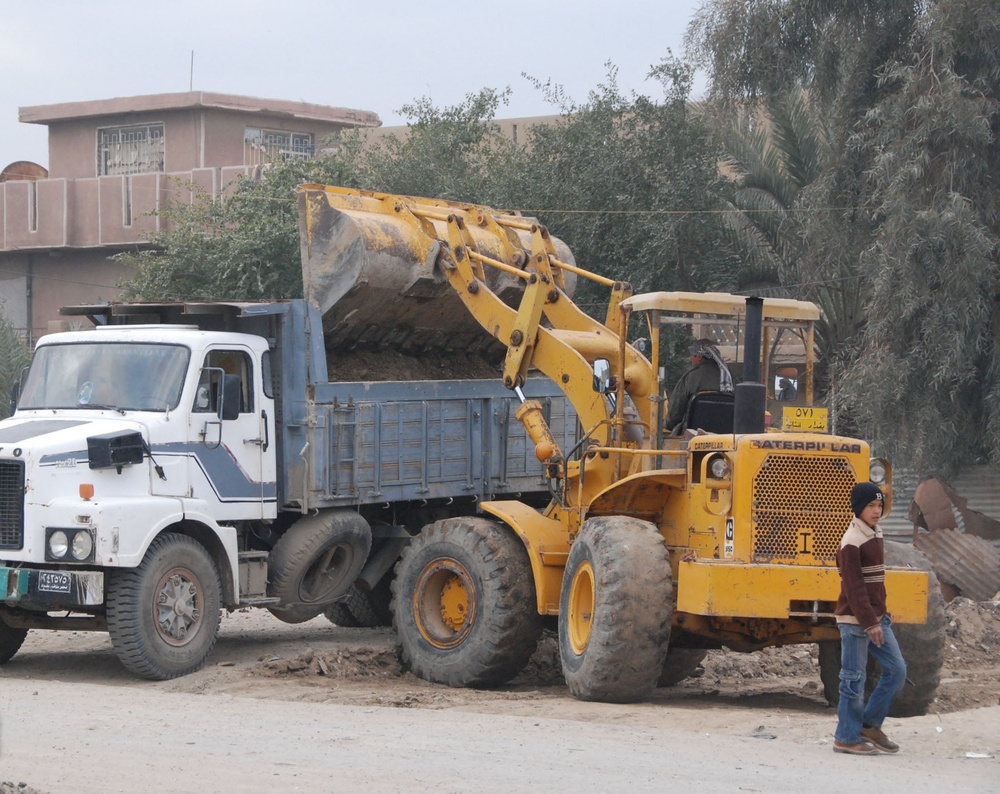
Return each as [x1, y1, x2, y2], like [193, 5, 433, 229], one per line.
[1, 566, 104, 609]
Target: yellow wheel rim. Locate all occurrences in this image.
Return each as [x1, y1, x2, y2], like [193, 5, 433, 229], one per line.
[567, 560, 595, 655]
[412, 558, 477, 649]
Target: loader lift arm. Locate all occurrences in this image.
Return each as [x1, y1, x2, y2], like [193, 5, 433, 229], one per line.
[297, 184, 654, 449]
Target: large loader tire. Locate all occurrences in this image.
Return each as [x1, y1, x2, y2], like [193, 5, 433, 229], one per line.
[0, 608, 28, 665]
[107, 532, 222, 680]
[818, 541, 946, 717]
[559, 516, 673, 703]
[392, 517, 542, 688]
[657, 647, 708, 688]
[267, 510, 372, 624]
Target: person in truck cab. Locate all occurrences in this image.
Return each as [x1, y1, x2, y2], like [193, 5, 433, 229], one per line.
[664, 338, 733, 433]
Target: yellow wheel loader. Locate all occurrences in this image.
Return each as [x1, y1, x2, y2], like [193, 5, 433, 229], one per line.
[298, 184, 945, 710]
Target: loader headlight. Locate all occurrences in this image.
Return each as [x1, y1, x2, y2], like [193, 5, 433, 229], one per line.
[869, 460, 887, 485]
[46, 528, 95, 562]
[709, 456, 731, 480]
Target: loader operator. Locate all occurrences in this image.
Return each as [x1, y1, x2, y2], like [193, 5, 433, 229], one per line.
[664, 338, 734, 433]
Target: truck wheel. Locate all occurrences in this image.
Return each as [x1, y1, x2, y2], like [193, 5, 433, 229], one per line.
[324, 579, 393, 627]
[267, 510, 372, 624]
[657, 647, 708, 688]
[324, 598, 361, 627]
[107, 532, 222, 680]
[559, 516, 673, 703]
[817, 541, 946, 717]
[0, 609, 28, 664]
[392, 517, 542, 687]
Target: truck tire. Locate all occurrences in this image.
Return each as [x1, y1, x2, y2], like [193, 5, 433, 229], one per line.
[324, 579, 394, 627]
[324, 599, 361, 627]
[0, 609, 28, 664]
[559, 516, 673, 703]
[267, 510, 372, 624]
[657, 647, 708, 688]
[107, 532, 222, 680]
[392, 517, 542, 687]
[818, 541, 946, 717]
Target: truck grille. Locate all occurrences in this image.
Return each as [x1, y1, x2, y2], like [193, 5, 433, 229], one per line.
[752, 455, 855, 563]
[0, 460, 25, 550]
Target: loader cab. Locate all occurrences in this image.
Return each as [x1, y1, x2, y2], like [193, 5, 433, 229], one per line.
[617, 291, 823, 444]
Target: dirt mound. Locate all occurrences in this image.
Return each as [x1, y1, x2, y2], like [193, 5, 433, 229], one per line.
[934, 596, 1000, 712]
[328, 347, 501, 381]
[255, 644, 400, 679]
[246, 597, 1000, 715]
[945, 596, 1000, 650]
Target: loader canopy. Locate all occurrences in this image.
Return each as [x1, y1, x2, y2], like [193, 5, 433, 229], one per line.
[619, 290, 822, 414]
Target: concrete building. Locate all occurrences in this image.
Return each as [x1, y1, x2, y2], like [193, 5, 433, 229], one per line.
[0, 92, 381, 340]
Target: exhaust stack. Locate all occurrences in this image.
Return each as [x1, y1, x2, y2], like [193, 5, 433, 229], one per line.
[734, 296, 766, 434]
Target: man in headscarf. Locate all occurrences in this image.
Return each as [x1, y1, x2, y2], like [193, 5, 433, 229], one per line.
[664, 338, 734, 432]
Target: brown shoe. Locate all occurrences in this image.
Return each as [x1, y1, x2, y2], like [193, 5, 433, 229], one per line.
[861, 726, 899, 753]
[833, 739, 879, 755]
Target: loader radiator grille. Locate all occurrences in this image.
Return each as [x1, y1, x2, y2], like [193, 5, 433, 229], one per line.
[0, 460, 24, 550]
[751, 455, 855, 563]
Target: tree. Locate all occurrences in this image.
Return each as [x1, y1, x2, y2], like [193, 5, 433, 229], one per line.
[510, 59, 729, 301]
[329, 88, 520, 203]
[116, 157, 335, 302]
[712, 89, 868, 381]
[0, 310, 31, 420]
[690, 0, 1000, 472]
[118, 90, 519, 303]
[120, 73, 731, 363]
[840, 0, 1000, 471]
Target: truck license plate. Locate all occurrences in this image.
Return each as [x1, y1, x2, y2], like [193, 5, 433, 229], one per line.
[38, 571, 72, 594]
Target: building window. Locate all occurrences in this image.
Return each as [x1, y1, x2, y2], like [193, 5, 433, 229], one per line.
[244, 127, 314, 165]
[98, 123, 165, 176]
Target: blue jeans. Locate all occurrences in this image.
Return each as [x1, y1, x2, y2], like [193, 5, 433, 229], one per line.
[835, 615, 907, 744]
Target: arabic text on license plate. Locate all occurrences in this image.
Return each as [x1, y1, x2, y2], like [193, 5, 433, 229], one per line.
[38, 571, 72, 593]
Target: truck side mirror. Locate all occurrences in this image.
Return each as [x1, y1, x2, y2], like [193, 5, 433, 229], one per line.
[219, 374, 242, 421]
[592, 359, 612, 394]
[8, 365, 28, 416]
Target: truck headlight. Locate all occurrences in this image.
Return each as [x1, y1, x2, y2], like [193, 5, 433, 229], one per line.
[49, 530, 69, 558]
[46, 528, 95, 562]
[869, 459, 887, 485]
[72, 531, 94, 561]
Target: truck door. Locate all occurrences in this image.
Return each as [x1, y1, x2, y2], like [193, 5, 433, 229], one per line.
[190, 347, 275, 520]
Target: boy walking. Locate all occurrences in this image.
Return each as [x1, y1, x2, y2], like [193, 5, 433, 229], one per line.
[833, 481, 907, 755]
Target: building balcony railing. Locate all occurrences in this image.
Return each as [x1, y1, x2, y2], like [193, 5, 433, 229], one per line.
[0, 166, 257, 252]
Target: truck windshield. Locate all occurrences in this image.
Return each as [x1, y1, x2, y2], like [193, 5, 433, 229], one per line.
[19, 342, 190, 411]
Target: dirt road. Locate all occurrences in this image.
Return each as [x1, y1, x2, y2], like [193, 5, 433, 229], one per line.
[2, 601, 998, 793]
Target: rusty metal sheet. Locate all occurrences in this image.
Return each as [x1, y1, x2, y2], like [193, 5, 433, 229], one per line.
[913, 529, 1000, 603]
[908, 476, 1000, 541]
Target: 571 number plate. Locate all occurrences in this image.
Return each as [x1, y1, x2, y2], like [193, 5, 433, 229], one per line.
[781, 406, 829, 432]
[38, 571, 72, 594]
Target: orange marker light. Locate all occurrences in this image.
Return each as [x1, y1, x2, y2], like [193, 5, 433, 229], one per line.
[79, 483, 95, 500]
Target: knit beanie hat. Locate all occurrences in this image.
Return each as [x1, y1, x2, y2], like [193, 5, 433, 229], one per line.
[850, 482, 884, 517]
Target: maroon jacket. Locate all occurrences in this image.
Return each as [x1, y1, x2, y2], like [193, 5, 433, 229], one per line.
[834, 516, 887, 631]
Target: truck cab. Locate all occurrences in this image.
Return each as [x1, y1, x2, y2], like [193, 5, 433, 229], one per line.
[8, 323, 277, 564]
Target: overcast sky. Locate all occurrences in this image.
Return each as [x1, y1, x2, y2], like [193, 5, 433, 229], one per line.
[0, 0, 706, 169]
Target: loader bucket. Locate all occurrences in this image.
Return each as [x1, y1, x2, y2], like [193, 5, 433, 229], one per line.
[298, 185, 577, 354]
